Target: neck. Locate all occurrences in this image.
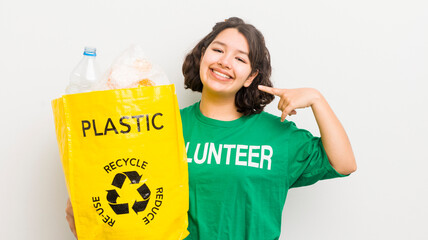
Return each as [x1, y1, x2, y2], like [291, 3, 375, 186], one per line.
[199, 90, 242, 121]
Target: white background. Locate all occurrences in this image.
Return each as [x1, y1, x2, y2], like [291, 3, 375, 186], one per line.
[1, 0, 427, 239]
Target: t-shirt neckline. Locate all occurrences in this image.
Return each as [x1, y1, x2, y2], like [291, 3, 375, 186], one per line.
[193, 101, 253, 128]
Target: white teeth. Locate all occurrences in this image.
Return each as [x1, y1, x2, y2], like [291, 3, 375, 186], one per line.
[213, 70, 231, 79]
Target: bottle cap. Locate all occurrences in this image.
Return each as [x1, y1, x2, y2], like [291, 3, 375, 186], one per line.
[83, 47, 97, 56]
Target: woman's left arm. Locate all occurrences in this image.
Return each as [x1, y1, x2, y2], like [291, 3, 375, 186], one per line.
[258, 86, 357, 175]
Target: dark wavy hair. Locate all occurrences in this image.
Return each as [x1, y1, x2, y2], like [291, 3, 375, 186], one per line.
[182, 17, 274, 116]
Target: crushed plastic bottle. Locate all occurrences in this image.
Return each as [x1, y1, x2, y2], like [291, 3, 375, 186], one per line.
[65, 47, 101, 94]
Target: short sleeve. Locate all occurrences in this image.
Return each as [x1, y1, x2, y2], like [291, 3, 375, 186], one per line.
[286, 122, 348, 188]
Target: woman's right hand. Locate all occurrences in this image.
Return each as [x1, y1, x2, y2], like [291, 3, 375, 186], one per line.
[66, 198, 78, 239]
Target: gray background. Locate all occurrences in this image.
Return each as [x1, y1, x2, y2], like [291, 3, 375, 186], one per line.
[1, 0, 427, 239]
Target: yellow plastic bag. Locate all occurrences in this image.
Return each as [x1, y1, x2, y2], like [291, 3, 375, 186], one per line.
[52, 84, 189, 240]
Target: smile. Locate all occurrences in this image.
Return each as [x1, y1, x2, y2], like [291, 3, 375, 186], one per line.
[212, 69, 232, 79]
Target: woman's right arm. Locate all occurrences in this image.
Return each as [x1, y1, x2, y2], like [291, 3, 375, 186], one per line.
[66, 198, 78, 239]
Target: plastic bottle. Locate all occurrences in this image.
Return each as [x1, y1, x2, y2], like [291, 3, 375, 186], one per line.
[66, 47, 101, 94]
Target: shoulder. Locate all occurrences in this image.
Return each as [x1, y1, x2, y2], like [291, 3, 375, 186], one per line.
[180, 102, 197, 114]
[256, 111, 298, 130]
[255, 111, 317, 141]
[179, 102, 198, 122]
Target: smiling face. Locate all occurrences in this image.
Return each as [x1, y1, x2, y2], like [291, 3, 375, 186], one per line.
[199, 28, 258, 98]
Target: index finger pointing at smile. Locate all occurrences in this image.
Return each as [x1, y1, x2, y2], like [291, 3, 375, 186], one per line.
[258, 85, 282, 96]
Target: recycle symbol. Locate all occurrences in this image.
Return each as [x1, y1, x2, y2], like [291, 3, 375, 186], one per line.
[106, 171, 151, 215]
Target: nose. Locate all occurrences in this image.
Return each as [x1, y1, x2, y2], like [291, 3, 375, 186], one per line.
[218, 55, 231, 69]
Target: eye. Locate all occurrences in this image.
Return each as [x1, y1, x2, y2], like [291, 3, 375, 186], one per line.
[236, 57, 246, 63]
[212, 48, 223, 53]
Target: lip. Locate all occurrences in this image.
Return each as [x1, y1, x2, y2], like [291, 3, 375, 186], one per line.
[210, 68, 233, 81]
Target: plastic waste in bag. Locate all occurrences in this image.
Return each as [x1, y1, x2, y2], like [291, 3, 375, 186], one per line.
[53, 45, 189, 239]
[95, 44, 170, 91]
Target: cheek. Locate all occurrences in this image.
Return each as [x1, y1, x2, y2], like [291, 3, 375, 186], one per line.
[200, 54, 217, 78]
[200, 54, 211, 70]
[236, 65, 253, 80]
[201, 52, 216, 65]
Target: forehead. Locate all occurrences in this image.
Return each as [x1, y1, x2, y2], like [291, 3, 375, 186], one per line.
[211, 28, 249, 54]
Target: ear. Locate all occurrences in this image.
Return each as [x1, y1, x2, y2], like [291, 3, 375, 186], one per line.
[244, 70, 259, 87]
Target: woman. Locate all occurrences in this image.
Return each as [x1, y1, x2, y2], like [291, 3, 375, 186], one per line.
[66, 17, 356, 239]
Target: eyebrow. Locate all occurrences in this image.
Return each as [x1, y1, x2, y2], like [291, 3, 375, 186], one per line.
[211, 41, 249, 56]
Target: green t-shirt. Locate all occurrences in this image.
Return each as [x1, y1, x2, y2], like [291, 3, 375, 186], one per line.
[180, 102, 347, 240]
